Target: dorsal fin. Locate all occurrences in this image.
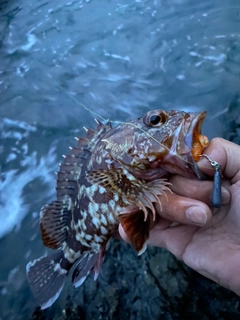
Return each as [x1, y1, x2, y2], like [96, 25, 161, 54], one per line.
[56, 121, 112, 201]
[40, 200, 70, 249]
[83, 127, 97, 139]
[94, 119, 105, 131]
[104, 121, 112, 130]
[75, 137, 89, 147]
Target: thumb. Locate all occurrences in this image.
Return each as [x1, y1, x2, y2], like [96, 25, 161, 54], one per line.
[197, 138, 240, 181]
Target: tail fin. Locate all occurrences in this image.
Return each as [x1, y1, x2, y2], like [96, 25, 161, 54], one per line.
[26, 252, 68, 309]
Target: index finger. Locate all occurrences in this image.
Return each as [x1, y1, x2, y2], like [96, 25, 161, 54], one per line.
[197, 138, 240, 182]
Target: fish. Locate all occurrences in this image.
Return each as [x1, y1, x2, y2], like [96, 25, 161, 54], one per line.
[26, 109, 209, 309]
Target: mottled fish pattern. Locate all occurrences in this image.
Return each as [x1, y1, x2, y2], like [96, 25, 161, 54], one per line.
[26, 109, 208, 309]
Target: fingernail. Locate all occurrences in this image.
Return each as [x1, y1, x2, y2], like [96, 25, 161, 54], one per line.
[221, 187, 231, 205]
[186, 206, 207, 226]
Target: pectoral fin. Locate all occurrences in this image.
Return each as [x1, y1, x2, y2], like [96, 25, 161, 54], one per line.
[86, 168, 171, 221]
[119, 207, 151, 255]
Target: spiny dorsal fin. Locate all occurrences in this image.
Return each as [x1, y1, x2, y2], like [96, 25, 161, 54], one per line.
[62, 151, 90, 164]
[104, 121, 112, 130]
[40, 201, 70, 249]
[55, 121, 112, 201]
[83, 127, 96, 139]
[75, 136, 89, 147]
[94, 119, 105, 131]
[56, 163, 80, 199]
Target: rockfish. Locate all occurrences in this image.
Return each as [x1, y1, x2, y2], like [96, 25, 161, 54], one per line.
[26, 109, 209, 309]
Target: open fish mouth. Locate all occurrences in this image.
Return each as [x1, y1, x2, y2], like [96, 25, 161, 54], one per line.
[184, 111, 207, 150]
[184, 111, 209, 179]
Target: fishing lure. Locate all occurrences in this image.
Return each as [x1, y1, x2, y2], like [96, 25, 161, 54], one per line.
[201, 154, 222, 208]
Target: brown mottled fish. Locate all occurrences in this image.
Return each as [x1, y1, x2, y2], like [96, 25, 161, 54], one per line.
[26, 109, 209, 309]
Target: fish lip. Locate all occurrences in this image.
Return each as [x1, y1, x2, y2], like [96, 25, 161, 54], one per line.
[184, 111, 208, 180]
[184, 111, 207, 149]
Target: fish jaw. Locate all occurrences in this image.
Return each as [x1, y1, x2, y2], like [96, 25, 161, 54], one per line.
[167, 111, 207, 161]
[181, 111, 209, 179]
[184, 111, 208, 157]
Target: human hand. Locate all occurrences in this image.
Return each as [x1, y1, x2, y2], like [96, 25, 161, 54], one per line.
[119, 138, 240, 295]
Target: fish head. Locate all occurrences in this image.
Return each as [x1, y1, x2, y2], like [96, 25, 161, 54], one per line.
[132, 109, 208, 179]
[103, 109, 208, 180]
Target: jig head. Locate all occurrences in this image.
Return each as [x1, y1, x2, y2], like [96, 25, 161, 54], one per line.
[200, 154, 222, 208]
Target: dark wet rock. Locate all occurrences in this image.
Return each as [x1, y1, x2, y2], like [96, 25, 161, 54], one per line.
[23, 240, 240, 320]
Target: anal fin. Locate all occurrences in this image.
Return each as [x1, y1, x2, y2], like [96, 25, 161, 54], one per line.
[71, 251, 105, 287]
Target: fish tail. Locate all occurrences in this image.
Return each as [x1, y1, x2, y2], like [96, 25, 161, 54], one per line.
[26, 251, 68, 309]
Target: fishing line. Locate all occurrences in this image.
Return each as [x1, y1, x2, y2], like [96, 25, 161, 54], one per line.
[45, 70, 214, 171]
[45, 70, 223, 208]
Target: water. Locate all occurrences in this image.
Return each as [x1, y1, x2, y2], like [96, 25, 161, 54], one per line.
[1, 0, 240, 319]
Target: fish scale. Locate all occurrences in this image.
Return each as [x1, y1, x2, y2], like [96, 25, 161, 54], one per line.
[26, 109, 209, 309]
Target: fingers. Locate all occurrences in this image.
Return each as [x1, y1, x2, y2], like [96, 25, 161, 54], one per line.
[119, 178, 218, 244]
[119, 188, 213, 246]
[147, 223, 197, 259]
[169, 175, 231, 206]
[197, 138, 240, 182]
[119, 218, 198, 260]
[119, 216, 171, 244]
[155, 191, 212, 226]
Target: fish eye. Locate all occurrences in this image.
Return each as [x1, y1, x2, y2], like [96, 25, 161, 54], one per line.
[144, 110, 168, 127]
[149, 115, 161, 125]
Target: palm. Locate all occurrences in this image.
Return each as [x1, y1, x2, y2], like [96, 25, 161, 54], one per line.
[149, 146, 240, 295]
[120, 138, 240, 295]
[183, 186, 240, 292]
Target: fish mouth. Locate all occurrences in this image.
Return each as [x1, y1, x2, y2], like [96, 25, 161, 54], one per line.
[184, 111, 208, 179]
[184, 111, 206, 149]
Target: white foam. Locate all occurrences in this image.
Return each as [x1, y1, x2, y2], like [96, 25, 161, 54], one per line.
[0, 122, 57, 239]
[20, 34, 38, 52]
